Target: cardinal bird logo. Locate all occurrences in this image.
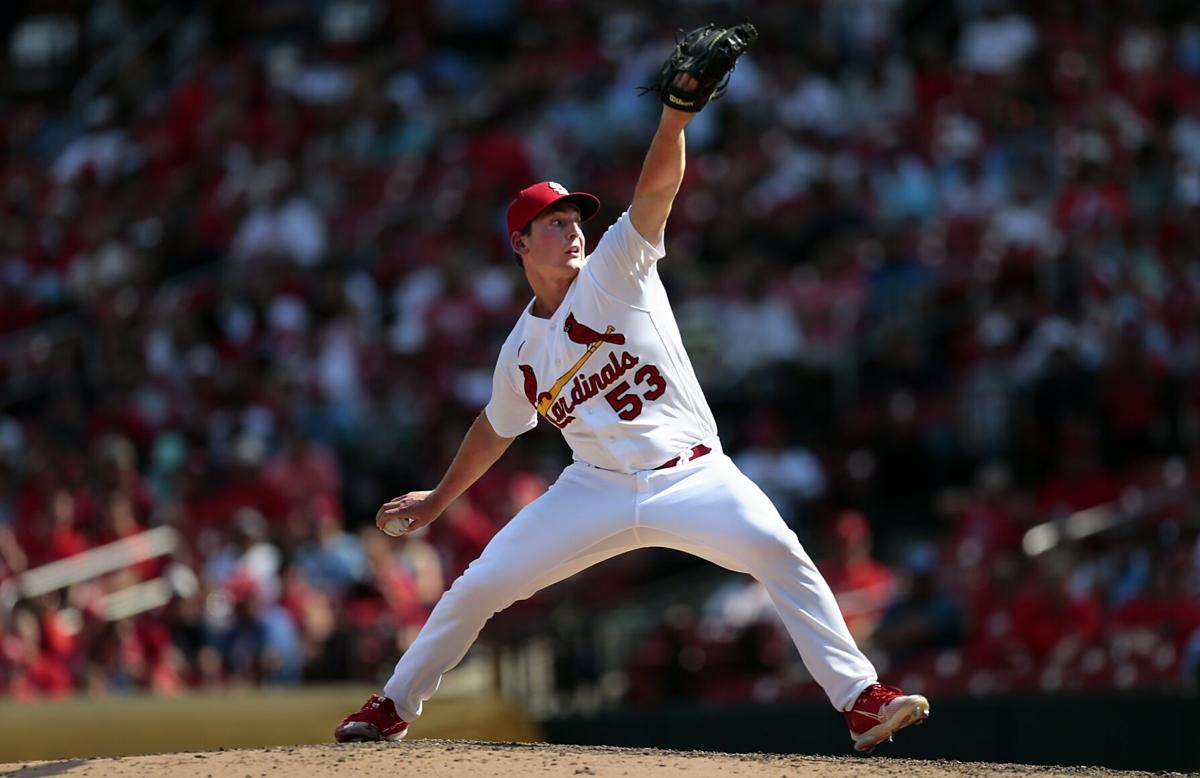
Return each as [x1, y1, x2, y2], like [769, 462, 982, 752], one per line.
[519, 364, 546, 407]
[565, 313, 625, 346]
[520, 312, 626, 420]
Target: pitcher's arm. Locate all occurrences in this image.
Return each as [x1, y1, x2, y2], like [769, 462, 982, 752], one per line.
[377, 411, 515, 532]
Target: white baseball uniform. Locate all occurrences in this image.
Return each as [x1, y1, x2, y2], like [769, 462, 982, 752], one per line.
[382, 210, 877, 719]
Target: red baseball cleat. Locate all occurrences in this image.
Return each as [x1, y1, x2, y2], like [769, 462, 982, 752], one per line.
[334, 694, 409, 743]
[844, 683, 930, 752]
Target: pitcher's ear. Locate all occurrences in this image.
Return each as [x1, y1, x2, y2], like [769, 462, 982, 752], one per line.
[511, 231, 528, 255]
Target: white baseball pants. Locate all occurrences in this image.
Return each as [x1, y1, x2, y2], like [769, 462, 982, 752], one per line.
[383, 446, 877, 719]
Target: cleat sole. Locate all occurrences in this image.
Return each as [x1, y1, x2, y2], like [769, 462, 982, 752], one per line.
[335, 722, 408, 744]
[852, 696, 930, 752]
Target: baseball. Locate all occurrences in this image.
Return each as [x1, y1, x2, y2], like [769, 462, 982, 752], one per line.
[382, 517, 413, 536]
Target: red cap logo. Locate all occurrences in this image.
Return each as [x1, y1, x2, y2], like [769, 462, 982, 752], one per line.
[506, 181, 601, 236]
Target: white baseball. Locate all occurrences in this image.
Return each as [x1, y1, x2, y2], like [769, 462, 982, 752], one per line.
[383, 517, 413, 536]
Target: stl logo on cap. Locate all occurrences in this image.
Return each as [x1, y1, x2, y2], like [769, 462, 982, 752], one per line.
[547, 182, 569, 195]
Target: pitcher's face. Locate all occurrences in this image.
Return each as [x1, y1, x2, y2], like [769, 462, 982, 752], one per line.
[513, 204, 585, 277]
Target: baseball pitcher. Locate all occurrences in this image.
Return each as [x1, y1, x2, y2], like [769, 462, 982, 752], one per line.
[335, 23, 929, 752]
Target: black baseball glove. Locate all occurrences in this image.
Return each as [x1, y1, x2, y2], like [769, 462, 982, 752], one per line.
[641, 23, 758, 112]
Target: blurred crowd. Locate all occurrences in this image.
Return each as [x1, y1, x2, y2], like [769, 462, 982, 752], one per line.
[4, 0, 1200, 704]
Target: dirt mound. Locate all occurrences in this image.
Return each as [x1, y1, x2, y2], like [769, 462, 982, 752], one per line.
[0, 740, 1175, 777]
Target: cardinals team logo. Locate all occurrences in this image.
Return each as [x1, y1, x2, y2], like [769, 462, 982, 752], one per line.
[520, 312, 667, 429]
[547, 181, 569, 195]
[519, 312, 638, 427]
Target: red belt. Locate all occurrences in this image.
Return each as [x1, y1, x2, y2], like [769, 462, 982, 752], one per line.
[654, 443, 712, 470]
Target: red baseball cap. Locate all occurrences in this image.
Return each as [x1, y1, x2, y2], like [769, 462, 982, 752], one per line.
[506, 181, 601, 236]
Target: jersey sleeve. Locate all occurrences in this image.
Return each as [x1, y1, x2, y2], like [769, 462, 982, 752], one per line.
[483, 356, 538, 439]
[583, 210, 666, 303]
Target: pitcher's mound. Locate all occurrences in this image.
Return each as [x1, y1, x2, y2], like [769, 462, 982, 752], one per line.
[0, 739, 1171, 777]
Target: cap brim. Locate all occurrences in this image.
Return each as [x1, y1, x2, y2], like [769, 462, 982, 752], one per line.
[541, 192, 601, 224]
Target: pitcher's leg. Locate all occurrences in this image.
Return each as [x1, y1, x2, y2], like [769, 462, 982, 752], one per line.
[383, 468, 639, 721]
[641, 458, 877, 711]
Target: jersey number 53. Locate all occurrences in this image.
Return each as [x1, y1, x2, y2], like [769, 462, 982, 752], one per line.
[605, 364, 668, 420]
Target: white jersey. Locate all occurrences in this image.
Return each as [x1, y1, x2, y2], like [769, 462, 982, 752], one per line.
[485, 211, 718, 473]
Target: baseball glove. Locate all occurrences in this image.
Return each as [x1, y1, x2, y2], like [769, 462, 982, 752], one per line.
[640, 23, 758, 112]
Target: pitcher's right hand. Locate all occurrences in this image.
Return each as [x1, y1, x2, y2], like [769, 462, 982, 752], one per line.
[376, 490, 442, 535]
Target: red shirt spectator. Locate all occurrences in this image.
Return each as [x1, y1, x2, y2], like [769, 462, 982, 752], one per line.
[818, 511, 895, 641]
[1008, 572, 1102, 662]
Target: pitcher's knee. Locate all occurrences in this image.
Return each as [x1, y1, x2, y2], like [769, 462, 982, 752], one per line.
[444, 566, 525, 614]
[739, 530, 808, 569]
